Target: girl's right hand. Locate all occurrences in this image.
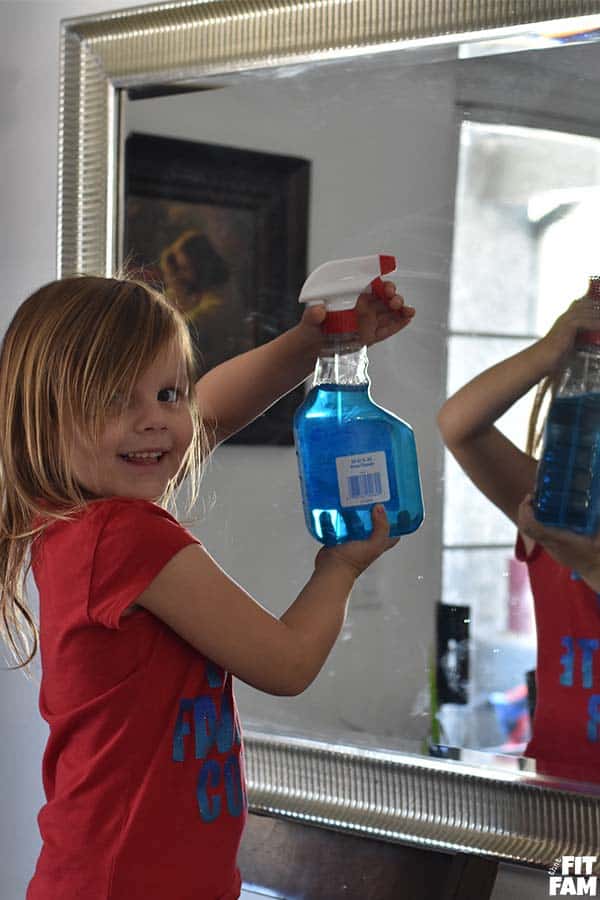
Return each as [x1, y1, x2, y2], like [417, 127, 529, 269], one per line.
[536, 291, 600, 374]
[517, 493, 600, 592]
[314, 505, 400, 580]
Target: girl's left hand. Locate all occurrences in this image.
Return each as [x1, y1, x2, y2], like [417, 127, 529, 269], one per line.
[517, 493, 600, 592]
[299, 280, 415, 347]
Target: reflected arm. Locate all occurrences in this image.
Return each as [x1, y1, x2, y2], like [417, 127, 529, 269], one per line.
[437, 342, 551, 525]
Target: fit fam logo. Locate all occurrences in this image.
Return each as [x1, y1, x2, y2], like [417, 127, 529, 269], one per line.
[548, 856, 598, 895]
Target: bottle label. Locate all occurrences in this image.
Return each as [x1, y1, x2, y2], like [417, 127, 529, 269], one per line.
[335, 451, 391, 507]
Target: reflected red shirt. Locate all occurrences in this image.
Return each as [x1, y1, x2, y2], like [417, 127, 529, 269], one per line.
[27, 498, 246, 899]
[517, 534, 600, 783]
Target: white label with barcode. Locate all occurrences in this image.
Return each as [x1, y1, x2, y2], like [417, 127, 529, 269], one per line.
[336, 451, 390, 507]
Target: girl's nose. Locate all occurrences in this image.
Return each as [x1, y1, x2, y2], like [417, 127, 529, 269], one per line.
[133, 401, 168, 431]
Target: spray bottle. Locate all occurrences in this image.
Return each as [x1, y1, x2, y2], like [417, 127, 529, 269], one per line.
[293, 254, 424, 546]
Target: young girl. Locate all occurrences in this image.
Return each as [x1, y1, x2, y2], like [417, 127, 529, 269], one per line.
[438, 288, 600, 782]
[0, 273, 414, 900]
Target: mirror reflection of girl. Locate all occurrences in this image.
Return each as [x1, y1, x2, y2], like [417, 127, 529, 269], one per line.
[438, 292, 600, 782]
[0, 273, 414, 900]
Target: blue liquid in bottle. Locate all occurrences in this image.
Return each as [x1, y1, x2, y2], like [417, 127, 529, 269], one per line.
[294, 383, 424, 545]
[534, 392, 600, 535]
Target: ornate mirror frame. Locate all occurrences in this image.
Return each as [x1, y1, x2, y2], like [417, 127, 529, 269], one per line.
[59, 0, 600, 867]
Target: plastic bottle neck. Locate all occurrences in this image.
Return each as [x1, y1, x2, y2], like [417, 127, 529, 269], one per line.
[313, 333, 369, 387]
[558, 343, 600, 397]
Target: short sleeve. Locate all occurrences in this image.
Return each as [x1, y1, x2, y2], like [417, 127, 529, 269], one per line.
[89, 499, 200, 629]
[515, 532, 541, 563]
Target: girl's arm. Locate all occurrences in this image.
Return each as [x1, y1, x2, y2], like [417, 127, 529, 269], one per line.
[195, 320, 320, 447]
[195, 284, 414, 447]
[437, 296, 600, 526]
[437, 343, 546, 525]
[136, 506, 398, 696]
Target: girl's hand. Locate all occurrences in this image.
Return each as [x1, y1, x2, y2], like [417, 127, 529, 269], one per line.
[314, 505, 400, 581]
[299, 281, 415, 348]
[517, 493, 600, 592]
[536, 291, 600, 375]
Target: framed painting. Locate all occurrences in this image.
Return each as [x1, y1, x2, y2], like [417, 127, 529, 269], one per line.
[124, 132, 311, 444]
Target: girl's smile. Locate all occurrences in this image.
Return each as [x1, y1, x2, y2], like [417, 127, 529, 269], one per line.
[119, 448, 170, 465]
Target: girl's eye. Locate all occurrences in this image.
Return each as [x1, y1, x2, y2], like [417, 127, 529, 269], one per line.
[158, 387, 182, 403]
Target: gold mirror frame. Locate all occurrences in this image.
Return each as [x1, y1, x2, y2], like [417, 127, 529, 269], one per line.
[59, 0, 600, 866]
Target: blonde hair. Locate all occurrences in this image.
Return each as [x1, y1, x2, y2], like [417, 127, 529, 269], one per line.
[0, 274, 209, 669]
[525, 373, 561, 458]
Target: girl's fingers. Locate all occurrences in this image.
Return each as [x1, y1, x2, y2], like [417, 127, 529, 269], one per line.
[578, 296, 600, 309]
[372, 279, 398, 303]
[358, 284, 404, 308]
[356, 291, 385, 313]
[368, 505, 394, 551]
[374, 306, 415, 327]
[369, 506, 401, 551]
[370, 503, 389, 535]
[386, 293, 406, 309]
[302, 303, 327, 326]
[375, 320, 411, 341]
[517, 494, 554, 543]
[565, 298, 600, 327]
[389, 302, 415, 316]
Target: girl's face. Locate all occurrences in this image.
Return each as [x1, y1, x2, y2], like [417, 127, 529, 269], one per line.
[70, 342, 195, 501]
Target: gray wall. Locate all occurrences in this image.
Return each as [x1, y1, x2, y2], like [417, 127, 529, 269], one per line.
[0, 2, 556, 897]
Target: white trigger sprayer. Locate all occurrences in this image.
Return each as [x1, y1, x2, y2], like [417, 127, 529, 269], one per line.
[298, 254, 397, 330]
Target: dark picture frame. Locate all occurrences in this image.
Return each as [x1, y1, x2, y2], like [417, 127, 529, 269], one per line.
[124, 132, 311, 444]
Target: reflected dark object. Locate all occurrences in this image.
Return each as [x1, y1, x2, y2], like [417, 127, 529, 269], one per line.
[526, 668, 537, 721]
[437, 602, 470, 705]
[428, 742, 462, 760]
[124, 132, 311, 444]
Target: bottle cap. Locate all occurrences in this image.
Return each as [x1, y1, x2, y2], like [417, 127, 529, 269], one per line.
[576, 276, 600, 346]
[298, 254, 397, 333]
[322, 310, 360, 334]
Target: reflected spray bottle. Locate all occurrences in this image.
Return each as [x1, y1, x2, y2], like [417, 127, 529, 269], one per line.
[293, 254, 424, 546]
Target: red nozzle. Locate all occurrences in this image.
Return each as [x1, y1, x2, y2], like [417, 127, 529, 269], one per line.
[371, 255, 397, 302]
[323, 310, 359, 334]
[379, 254, 396, 275]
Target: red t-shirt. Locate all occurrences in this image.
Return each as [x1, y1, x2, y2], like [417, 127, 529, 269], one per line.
[516, 534, 600, 783]
[27, 498, 246, 900]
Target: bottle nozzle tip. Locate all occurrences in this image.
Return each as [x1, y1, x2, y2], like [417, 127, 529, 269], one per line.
[379, 254, 396, 276]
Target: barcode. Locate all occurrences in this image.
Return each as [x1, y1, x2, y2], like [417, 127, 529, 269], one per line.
[347, 472, 383, 499]
[336, 451, 390, 508]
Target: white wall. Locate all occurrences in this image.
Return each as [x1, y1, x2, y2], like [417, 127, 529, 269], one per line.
[0, 1, 556, 896]
[0, 2, 157, 895]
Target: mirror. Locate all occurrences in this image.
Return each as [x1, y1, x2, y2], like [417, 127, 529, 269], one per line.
[59, 0, 600, 864]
